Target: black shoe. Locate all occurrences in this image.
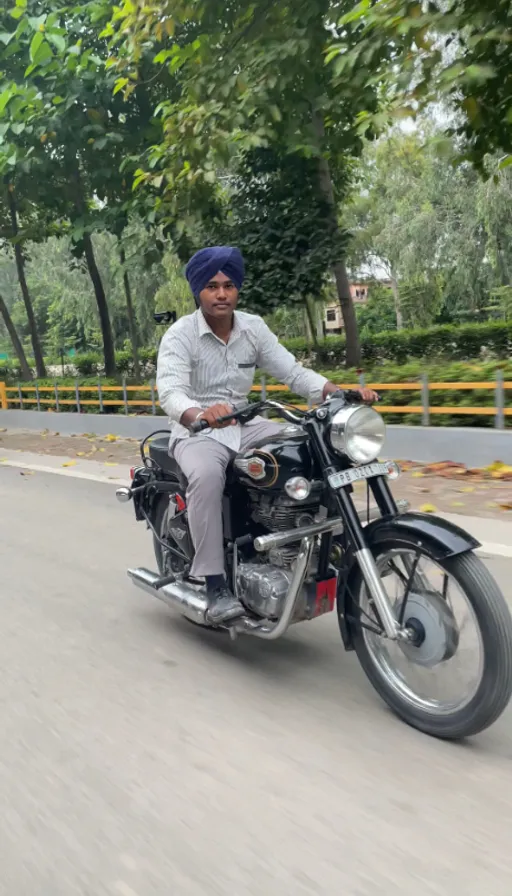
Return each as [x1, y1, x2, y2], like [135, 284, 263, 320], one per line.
[206, 587, 245, 625]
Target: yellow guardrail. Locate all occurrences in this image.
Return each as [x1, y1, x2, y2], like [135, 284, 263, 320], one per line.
[0, 379, 511, 426]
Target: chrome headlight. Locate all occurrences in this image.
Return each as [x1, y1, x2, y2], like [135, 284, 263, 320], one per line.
[329, 406, 386, 464]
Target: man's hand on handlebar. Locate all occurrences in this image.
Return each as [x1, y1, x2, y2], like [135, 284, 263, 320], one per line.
[357, 386, 379, 403]
[323, 382, 379, 404]
[196, 403, 236, 430]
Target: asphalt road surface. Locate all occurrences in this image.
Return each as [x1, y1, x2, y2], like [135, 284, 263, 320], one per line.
[2, 466, 512, 896]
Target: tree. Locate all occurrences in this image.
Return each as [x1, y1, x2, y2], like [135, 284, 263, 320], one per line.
[327, 0, 512, 172]
[196, 149, 347, 331]
[0, 0, 164, 376]
[106, 0, 383, 365]
[0, 171, 50, 377]
[346, 129, 499, 328]
[0, 290, 32, 378]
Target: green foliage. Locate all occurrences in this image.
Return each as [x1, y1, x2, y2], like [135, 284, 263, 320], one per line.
[328, 0, 512, 172]
[17, 320, 507, 387]
[280, 321, 512, 367]
[345, 131, 509, 329]
[199, 149, 347, 316]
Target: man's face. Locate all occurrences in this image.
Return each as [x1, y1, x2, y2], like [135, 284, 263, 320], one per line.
[199, 271, 239, 320]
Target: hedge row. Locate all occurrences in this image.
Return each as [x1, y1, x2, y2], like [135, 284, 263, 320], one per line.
[273, 359, 512, 429]
[1, 320, 511, 383]
[5, 361, 511, 427]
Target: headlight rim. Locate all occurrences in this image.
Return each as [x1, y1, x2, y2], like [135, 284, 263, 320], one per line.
[328, 405, 386, 465]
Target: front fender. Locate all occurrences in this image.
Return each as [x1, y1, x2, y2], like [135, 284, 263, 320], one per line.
[365, 510, 480, 559]
[336, 511, 480, 651]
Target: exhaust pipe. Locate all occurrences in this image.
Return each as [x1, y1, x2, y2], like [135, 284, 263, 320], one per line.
[128, 568, 209, 625]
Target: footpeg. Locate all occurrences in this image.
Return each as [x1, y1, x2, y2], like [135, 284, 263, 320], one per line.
[153, 573, 176, 589]
[225, 615, 264, 639]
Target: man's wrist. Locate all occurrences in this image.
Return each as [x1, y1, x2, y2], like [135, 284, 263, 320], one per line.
[180, 406, 204, 427]
[322, 382, 339, 400]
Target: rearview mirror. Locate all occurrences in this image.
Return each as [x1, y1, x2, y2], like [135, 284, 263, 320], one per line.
[153, 311, 176, 325]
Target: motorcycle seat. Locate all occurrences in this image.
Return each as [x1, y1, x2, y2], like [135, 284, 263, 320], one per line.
[148, 436, 187, 487]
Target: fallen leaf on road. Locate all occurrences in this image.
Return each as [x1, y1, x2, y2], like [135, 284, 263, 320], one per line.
[459, 486, 475, 493]
[0, 428, 6, 432]
[105, 462, 118, 467]
[412, 472, 425, 478]
[451, 501, 465, 507]
[0, 458, 7, 462]
[76, 452, 85, 457]
[20, 470, 34, 476]
[420, 503, 437, 513]
[498, 502, 512, 511]
[99, 448, 105, 452]
[62, 461, 76, 467]
[105, 434, 118, 442]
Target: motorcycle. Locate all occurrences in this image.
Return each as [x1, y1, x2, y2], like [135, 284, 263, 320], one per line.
[117, 391, 512, 739]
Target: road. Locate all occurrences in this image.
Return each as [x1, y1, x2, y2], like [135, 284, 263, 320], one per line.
[1, 466, 512, 896]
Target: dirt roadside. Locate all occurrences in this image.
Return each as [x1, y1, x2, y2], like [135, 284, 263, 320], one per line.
[1, 427, 511, 520]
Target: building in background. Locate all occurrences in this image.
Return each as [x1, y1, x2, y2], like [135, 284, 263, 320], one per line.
[324, 282, 372, 335]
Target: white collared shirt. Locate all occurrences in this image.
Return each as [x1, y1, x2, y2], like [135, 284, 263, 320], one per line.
[156, 309, 328, 451]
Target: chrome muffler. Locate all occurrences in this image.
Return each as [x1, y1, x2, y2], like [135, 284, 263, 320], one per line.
[128, 568, 209, 624]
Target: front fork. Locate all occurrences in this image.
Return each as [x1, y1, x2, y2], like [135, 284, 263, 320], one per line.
[334, 483, 403, 640]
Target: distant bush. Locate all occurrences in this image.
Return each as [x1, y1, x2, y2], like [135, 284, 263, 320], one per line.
[281, 320, 512, 367]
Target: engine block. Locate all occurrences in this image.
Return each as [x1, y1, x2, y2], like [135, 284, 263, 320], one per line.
[236, 563, 293, 619]
[249, 491, 320, 532]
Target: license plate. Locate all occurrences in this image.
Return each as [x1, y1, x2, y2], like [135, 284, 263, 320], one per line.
[328, 462, 389, 489]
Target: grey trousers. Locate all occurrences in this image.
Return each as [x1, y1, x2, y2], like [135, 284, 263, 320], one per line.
[172, 419, 285, 577]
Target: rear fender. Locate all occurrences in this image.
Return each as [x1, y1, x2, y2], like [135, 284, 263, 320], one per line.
[337, 511, 480, 651]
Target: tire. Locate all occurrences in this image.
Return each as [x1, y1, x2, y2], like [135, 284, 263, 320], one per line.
[152, 492, 189, 577]
[152, 495, 171, 576]
[152, 494, 221, 632]
[347, 539, 512, 739]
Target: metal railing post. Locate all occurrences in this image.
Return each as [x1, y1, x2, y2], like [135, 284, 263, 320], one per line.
[0, 381, 8, 410]
[98, 378, 104, 413]
[421, 373, 430, 426]
[35, 382, 41, 412]
[54, 380, 60, 412]
[18, 383, 23, 409]
[150, 379, 156, 415]
[122, 376, 128, 414]
[495, 370, 505, 430]
[75, 378, 81, 413]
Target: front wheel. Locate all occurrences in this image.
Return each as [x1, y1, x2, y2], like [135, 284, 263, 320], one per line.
[347, 538, 512, 739]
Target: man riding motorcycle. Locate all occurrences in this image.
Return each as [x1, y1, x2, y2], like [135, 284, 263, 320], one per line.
[156, 245, 377, 625]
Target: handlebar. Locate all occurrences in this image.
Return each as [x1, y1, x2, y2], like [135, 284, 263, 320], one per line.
[189, 390, 379, 434]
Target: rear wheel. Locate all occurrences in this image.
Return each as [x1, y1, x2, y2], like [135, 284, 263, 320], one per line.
[346, 536, 512, 739]
[152, 494, 220, 631]
[152, 493, 188, 577]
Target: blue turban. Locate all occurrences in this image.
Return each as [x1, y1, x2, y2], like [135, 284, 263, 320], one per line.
[185, 246, 245, 305]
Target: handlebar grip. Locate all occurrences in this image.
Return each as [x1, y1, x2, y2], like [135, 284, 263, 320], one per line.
[190, 417, 210, 434]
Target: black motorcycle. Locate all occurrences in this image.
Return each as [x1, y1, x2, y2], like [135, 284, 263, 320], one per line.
[117, 391, 512, 739]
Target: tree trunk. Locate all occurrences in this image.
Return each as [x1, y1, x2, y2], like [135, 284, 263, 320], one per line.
[119, 245, 141, 381]
[312, 114, 361, 367]
[304, 296, 319, 346]
[0, 292, 32, 380]
[6, 185, 46, 377]
[68, 161, 116, 377]
[389, 275, 403, 329]
[83, 233, 116, 377]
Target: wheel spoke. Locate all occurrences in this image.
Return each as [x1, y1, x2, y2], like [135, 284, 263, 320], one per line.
[360, 547, 485, 715]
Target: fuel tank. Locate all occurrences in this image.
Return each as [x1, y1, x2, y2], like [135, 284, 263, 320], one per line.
[231, 425, 317, 491]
